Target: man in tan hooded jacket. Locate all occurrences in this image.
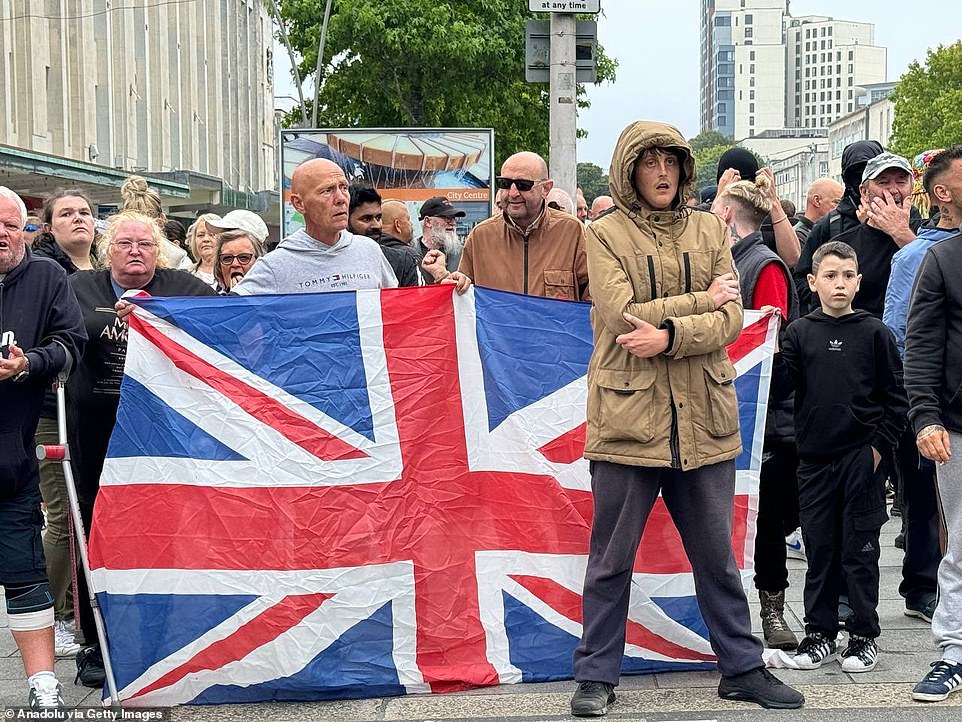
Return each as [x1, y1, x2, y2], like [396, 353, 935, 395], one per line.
[569, 122, 804, 716]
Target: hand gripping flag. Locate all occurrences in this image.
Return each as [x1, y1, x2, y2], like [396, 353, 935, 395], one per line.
[88, 286, 778, 706]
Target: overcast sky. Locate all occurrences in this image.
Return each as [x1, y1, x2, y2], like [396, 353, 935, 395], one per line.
[274, 1, 962, 171]
[578, 0, 962, 169]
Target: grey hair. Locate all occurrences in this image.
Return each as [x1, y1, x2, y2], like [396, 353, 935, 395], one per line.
[0, 186, 28, 225]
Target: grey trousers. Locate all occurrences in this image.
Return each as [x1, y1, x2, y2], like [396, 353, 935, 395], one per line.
[573, 459, 763, 684]
[934, 431, 962, 664]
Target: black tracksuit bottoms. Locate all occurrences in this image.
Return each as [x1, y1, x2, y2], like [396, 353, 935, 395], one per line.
[573, 459, 763, 685]
[797, 444, 887, 639]
[896, 427, 941, 605]
[753, 439, 800, 593]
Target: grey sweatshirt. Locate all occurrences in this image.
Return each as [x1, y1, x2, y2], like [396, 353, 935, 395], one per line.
[233, 228, 398, 295]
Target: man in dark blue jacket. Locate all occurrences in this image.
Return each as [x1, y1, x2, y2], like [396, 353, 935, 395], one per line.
[0, 187, 86, 710]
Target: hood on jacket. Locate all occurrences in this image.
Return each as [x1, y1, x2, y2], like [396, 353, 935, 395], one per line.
[841, 140, 884, 195]
[808, 308, 874, 325]
[608, 121, 696, 216]
[277, 227, 362, 255]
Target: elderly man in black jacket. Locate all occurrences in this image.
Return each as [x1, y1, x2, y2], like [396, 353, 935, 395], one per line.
[0, 186, 86, 710]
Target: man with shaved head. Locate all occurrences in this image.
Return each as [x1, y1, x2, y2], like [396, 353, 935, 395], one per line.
[459, 151, 588, 300]
[589, 195, 614, 221]
[794, 178, 844, 246]
[234, 158, 398, 294]
[379, 199, 436, 285]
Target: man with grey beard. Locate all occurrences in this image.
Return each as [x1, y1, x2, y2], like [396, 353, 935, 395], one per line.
[831, 152, 918, 319]
[414, 196, 466, 278]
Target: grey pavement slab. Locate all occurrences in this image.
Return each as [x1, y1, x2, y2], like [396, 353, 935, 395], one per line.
[3, 512, 950, 719]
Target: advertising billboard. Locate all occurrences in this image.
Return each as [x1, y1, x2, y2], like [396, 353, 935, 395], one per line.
[279, 128, 495, 242]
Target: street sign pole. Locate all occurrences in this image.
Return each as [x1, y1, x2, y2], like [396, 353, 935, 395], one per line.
[549, 12, 578, 205]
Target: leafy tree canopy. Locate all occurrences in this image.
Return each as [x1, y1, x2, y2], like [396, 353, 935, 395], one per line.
[577, 162, 608, 203]
[890, 42, 962, 159]
[688, 129, 731, 153]
[688, 135, 766, 194]
[277, 0, 617, 167]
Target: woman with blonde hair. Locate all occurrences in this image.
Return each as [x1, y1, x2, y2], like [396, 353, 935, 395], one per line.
[67, 210, 215, 687]
[186, 212, 221, 288]
[714, 172, 802, 654]
[119, 175, 192, 270]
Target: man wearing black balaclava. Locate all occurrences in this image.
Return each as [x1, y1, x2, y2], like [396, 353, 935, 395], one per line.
[710, 148, 801, 269]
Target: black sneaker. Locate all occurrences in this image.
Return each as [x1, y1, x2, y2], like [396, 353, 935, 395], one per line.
[718, 667, 804, 709]
[570, 681, 616, 717]
[905, 594, 938, 623]
[75, 645, 106, 688]
[793, 631, 838, 669]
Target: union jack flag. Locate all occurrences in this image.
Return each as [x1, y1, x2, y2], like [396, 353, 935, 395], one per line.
[88, 286, 777, 706]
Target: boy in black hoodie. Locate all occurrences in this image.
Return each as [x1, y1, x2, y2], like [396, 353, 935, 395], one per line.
[778, 241, 906, 674]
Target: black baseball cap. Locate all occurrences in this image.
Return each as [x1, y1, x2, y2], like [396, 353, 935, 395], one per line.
[418, 196, 466, 220]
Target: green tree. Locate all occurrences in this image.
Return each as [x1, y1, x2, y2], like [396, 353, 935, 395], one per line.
[691, 143, 731, 190]
[276, 1, 616, 167]
[577, 162, 608, 203]
[890, 42, 962, 158]
[689, 129, 731, 153]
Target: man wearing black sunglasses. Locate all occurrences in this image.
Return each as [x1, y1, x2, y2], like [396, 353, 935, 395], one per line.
[458, 151, 588, 300]
[22, 214, 42, 247]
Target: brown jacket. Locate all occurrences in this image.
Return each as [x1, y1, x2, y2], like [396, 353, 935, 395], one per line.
[458, 206, 588, 300]
[585, 121, 744, 469]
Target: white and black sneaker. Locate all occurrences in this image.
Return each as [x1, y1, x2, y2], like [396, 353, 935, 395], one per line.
[913, 659, 962, 702]
[54, 619, 81, 657]
[792, 631, 837, 669]
[28, 672, 65, 710]
[841, 635, 878, 672]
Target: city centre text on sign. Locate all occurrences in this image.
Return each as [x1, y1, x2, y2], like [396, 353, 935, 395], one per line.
[528, 0, 601, 12]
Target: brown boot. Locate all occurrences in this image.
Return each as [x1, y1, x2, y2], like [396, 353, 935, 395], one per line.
[759, 590, 798, 650]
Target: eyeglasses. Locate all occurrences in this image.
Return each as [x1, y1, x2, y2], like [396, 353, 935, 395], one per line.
[220, 253, 255, 265]
[24, 224, 40, 232]
[495, 177, 546, 192]
[113, 240, 158, 251]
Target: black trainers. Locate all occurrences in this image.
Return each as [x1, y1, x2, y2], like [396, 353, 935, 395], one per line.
[718, 667, 804, 709]
[905, 593, 938, 623]
[570, 681, 616, 717]
[793, 631, 838, 669]
[75, 645, 106, 688]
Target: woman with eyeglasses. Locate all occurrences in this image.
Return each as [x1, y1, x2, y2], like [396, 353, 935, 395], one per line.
[31, 189, 98, 273]
[213, 229, 264, 293]
[66, 211, 215, 688]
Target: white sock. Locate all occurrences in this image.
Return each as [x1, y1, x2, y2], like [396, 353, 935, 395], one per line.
[27, 670, 57, 689]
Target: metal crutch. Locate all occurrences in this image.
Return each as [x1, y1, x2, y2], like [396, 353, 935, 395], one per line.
[35, 360, 122, 709]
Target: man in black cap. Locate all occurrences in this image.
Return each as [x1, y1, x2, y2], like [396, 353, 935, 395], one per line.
[415, 196, 466, 278]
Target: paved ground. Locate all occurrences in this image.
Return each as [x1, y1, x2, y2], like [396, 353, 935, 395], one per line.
[2, 510, 957, 720]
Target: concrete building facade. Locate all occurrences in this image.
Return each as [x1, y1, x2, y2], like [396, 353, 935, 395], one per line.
[0, 0, 277, 216]
[827, 94, 896, 181]
[700, 0, 887, 140]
